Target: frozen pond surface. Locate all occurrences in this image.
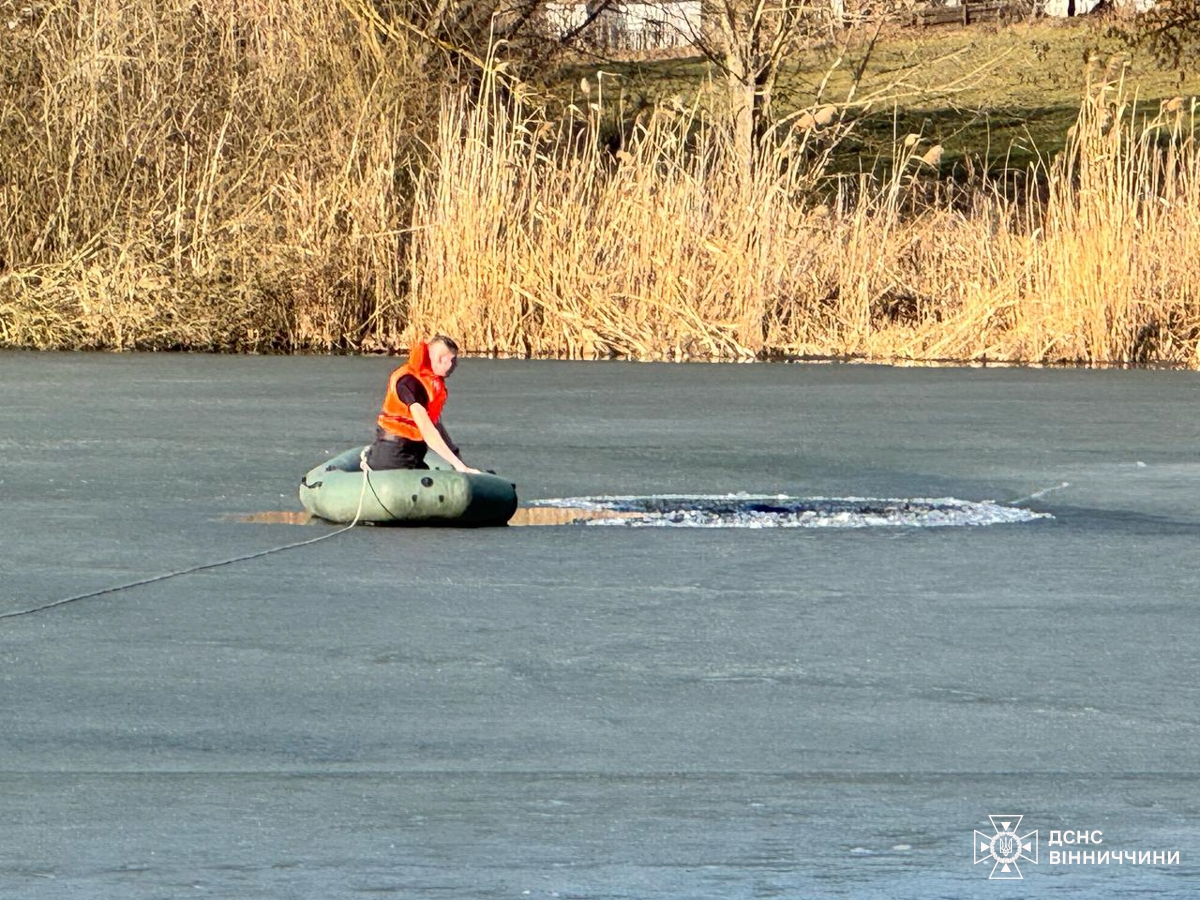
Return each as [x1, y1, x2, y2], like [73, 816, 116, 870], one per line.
[2, 351, 1199, 898]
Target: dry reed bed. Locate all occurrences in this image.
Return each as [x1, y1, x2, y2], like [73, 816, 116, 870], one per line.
[2, 2, 1198, 365]
[412, 71, 1200, 365]
[1, 0, 416, 351]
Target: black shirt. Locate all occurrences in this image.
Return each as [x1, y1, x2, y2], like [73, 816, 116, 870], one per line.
[393, 374, 428, 409]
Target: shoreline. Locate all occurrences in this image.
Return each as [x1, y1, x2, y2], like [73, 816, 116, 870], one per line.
[2, 344, 1195, 371]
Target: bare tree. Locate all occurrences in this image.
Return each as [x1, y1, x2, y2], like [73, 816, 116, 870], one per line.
[695, 0, 857, 179]
[1115, 0, 1200, 66]
[341, 0, 588, 80]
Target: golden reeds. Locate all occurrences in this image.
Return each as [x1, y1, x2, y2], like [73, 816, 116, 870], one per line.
[1, 0, 421, 351]
[2, 2, 1198, 367]
[407, 65, 1200, 365]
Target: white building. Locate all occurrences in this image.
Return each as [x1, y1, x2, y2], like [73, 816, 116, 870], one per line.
[542, 0, 702, 51]
[1040, 0, 1104, 16]
[1041, 0, 1155, 13]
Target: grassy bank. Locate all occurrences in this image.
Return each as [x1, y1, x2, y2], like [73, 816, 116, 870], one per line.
[574, 18, 1200, 176]
[2, 4, 1198, 364]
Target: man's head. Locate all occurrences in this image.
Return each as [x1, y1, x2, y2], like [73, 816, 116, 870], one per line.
[428, 334, 459, 377]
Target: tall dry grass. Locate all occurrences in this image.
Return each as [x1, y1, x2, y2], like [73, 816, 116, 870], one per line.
[0, 0, 424, 350]
[1014, 62, 1200, 364]
[2, 2, 1198, 365]
[409, 63, 1200, 365]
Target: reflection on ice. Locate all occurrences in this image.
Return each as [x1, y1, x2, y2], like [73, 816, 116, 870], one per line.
[528, 494, 1053, 528]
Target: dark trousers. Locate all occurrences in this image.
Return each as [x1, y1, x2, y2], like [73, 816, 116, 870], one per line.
[366, 434, 429, 470]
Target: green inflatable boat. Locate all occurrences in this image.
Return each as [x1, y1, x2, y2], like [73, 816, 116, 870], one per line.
[299, 447, 518, 526]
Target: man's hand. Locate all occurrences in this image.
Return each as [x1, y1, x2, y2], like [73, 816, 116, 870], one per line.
[412, 404, 481, 474]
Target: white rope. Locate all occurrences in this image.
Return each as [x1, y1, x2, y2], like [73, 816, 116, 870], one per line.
[1009, 481, 1071, 506]
[0, 449, 373, 621]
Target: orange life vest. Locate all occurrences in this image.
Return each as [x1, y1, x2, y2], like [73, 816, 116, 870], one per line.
[376, 342, 448, 441]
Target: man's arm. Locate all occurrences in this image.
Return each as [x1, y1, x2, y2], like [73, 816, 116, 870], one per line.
[410, 404, 480, 473]
[435, 421, 460, 457]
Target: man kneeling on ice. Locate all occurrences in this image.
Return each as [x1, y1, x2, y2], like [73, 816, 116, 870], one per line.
[366, 335, 481, 474]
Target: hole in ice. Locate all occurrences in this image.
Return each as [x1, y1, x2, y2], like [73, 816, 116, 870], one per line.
[518, 494, 1052, 529]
